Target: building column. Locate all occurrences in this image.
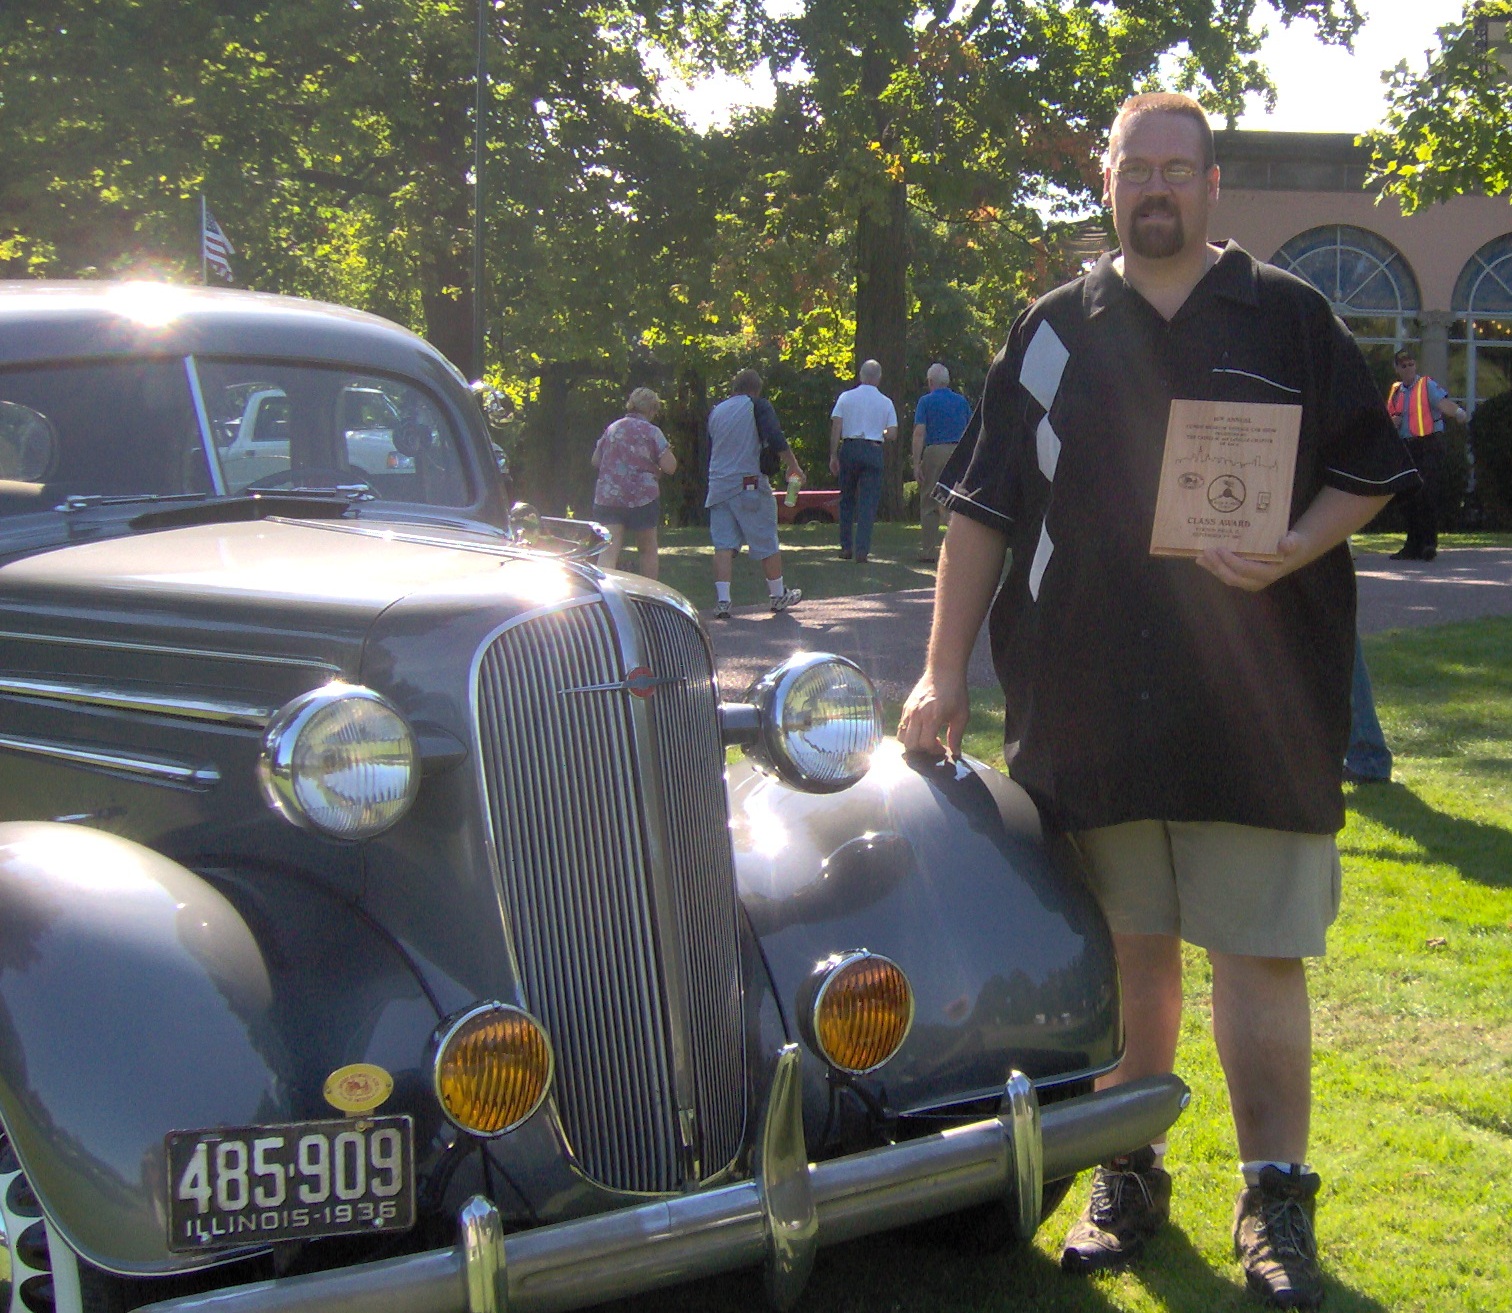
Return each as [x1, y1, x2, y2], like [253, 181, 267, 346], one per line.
[1419, 310, 1453, 386]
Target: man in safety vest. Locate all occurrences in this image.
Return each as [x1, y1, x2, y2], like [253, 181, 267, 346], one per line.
[1387, 349, 1467, 561]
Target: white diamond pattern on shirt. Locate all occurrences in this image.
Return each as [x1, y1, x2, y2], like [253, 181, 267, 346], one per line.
[1028, 521, 1054, 601]
[1036, 413, 1061, 481]
[1021, 321, 1069, 410]
[1019, 320, 1068, 601]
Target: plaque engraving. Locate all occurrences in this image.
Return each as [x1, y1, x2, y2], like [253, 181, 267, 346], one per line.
[1149, 399, 1301, 560]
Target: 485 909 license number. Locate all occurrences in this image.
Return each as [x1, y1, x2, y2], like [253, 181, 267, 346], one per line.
[165, 1115, 414, 1251]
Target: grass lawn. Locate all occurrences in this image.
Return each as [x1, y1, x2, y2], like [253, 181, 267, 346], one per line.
[626, 614, 1512, 1313]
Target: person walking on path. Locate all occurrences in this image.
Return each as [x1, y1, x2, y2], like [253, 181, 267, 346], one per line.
[1387, 348, 1466, 561]
[897, 92, 1418, 1309]
[911, 363, 973, 562]
[591, 387, 677, 579]
[705, 368, 804, 619]
[828, 360, 898, 563]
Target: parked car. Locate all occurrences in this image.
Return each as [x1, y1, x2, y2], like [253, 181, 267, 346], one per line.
[773, 486, 840, 525]
[0, 282, 1186, 1313]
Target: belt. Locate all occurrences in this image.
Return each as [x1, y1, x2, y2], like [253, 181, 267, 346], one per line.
[841, 436, 882, 443]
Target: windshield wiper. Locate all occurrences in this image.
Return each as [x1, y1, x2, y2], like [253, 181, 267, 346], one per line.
[55, 492, 212, 513]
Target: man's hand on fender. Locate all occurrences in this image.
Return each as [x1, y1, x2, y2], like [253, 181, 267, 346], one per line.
[897, 672, 970, 759]
[1195, 531, 1301, 592]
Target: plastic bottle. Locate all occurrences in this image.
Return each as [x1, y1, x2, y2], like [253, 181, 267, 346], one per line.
[785, 473, 801, 507]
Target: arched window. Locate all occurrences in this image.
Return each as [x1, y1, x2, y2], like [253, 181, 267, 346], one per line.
[1451, 234, 1512, 408]
[1270, 225, 1420, 354]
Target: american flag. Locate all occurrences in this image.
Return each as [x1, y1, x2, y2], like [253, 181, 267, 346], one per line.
[201, 204, 235, 282]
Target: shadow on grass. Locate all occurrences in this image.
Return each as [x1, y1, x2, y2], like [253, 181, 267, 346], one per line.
[599, 1209, 1394, 1312]
[1347, 781, 1512, 888]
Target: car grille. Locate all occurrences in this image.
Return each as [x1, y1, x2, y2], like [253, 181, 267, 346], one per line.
[475, 598, 745, 1193]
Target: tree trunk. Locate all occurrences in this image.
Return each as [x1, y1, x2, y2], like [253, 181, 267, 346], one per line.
[523, 362, 575, 515]
[855, 41, 909, 519]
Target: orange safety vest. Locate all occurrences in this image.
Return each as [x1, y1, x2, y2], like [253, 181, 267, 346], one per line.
[1387, 377, 1435, 438]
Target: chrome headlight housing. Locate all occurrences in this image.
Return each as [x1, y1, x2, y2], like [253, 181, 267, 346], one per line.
[744, 653, 883, 792]
[258, 683, 418, 839]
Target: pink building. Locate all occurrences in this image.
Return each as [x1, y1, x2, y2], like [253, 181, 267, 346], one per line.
[1208, 131, 1512, 414]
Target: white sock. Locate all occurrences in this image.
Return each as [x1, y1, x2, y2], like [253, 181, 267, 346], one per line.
[1150, 1139, 1168, 1169]
[715, 581, 731, 604]
[1242, 1159, 1310, 1186]
[767, 576, 786, 598]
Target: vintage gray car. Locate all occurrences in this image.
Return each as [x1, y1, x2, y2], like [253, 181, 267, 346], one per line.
[0, 283, 1187, 1313]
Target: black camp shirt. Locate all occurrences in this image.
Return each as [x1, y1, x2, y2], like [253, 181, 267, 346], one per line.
[939, 243, 1420, 834]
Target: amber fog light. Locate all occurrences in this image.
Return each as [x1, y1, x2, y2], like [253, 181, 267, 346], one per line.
[811, 952, 914, 1075]
[433, 1003, 554, 1137]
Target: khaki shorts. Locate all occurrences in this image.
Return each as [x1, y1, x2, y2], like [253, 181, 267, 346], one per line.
[1072, 820, 1341, 958]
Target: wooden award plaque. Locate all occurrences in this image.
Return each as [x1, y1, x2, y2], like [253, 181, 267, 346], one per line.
[1149, 399, 1302, 561]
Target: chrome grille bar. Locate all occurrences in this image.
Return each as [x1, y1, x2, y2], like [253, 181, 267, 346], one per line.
[477, 605, 678, 1191]
[474, 598, 745, 1193]
[632, 600, 745, 1178]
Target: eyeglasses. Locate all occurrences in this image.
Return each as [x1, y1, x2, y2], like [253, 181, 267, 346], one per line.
[1113, 160, 1203, 186]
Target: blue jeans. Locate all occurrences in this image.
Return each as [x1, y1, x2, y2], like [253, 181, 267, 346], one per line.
[838, 440, 884, 556]
[1345, 638, 1392, 781]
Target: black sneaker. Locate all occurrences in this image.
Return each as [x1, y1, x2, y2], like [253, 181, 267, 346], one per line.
[1060, 1146, 1171, 1273]
[1233, 1166, 1324, 1309]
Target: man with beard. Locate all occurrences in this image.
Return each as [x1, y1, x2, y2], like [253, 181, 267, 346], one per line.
[898, 93, 1417, 1308]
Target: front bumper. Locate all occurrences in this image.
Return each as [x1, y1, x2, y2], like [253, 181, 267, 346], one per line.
[141, 1050, 1188, 1313]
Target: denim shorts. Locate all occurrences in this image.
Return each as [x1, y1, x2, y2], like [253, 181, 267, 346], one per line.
[592, 498, 660, 532]
[1072, 820, 1341, 958]
[708, 487, 781, 559]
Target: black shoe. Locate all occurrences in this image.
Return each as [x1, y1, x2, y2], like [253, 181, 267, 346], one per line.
[854, 553, 868, 563]
[1060, 1146, 1171, 1273]
[838, 549, 853, 560]
[1233, 1166, 1324, 1309]
[1421, 547, 1437, 561]
[1388, 547, 1421, 561]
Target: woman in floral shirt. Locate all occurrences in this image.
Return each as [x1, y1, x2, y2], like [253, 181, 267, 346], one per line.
[591, 387, 678, 577]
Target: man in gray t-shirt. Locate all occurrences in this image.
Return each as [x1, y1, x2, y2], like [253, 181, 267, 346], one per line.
[704, 369, 804, 618]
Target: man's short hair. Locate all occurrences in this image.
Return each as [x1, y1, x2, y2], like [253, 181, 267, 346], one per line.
[1393, 350, 1416, 366]
[927, 362, 950, 388]
[730, 368, 763, 396]
[1108, 92, 1216, 171]
[859, 359, 883, 385]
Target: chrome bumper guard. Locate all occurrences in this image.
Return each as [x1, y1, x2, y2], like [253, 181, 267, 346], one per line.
[140, 1051, 1189, 1313]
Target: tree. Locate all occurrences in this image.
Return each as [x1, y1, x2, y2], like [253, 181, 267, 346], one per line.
[1363, 1, 1512, 213]
[751, 0, 1368, 515]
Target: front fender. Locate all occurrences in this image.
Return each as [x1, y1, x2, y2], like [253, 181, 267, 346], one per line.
[0, 822, 439, 1277]
[730, 742, 1118, 1143]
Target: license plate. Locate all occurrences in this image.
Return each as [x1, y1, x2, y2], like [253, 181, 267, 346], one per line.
[165, 1115, 414, 1252]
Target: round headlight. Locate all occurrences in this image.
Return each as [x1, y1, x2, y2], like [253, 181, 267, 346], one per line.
[746, 653, 883, 792]
[433, 1003, 554, 1136]
[810, 951, 914, 1075]
[259, 683, 418, 839]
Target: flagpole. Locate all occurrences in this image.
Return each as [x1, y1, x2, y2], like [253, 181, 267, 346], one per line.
[200, 194, 208, 286]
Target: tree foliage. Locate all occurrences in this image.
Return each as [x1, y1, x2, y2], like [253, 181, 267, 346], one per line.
[0, 0, 1375, 518]
[1363, 1, 1512, 214]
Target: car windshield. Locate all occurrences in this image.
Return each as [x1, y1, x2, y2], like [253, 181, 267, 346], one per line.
[0, 356, 474, 514]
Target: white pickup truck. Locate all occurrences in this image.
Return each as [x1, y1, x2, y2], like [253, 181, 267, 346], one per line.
[215, 382, 416, 489]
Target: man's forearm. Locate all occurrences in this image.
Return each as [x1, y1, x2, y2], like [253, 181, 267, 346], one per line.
[829, 417, 842, 462]
[1289, 488, 1392, 570]
[926, 513, 1009, 680]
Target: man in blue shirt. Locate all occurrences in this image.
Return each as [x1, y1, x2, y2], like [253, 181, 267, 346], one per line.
[911, 363, 973, 562]
[1387, 349, 1466, 561]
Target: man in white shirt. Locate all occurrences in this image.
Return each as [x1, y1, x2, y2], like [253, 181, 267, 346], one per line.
[828, 359, 898, 562]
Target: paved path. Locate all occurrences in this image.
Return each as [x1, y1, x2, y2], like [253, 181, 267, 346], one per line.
[708, 548, 1512, 699]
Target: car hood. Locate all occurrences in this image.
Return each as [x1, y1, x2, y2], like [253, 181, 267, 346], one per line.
[0, 517, 596, 676]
